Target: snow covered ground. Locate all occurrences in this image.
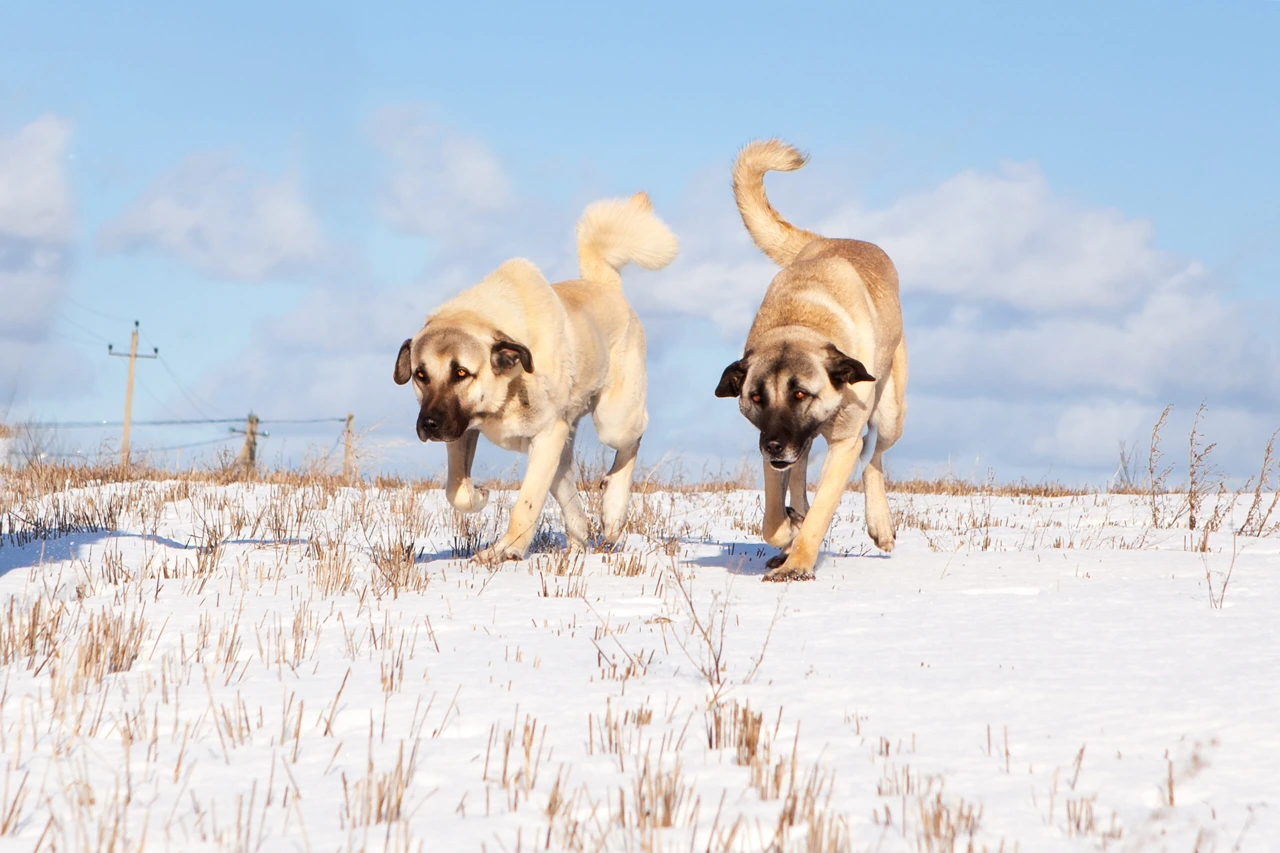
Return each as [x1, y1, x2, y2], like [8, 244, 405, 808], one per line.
[1, 478, 1277, 851]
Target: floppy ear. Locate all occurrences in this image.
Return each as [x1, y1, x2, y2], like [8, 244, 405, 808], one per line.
[393, 339, 413, 385]
[715, 360, 748, 398]
[825, 346, 875, 388]
[491, 340, 534, 374]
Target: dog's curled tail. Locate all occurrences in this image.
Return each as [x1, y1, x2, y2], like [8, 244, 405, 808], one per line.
[576, 192, 679, 288]
[732, 139, 821, 267]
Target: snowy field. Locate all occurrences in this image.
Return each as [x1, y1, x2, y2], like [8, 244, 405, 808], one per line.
[1, 476, 1278, 852]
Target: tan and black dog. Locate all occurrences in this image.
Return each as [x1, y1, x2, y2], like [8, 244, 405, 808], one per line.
[395, 193, 678, 563]
[716, 140, 907, 581]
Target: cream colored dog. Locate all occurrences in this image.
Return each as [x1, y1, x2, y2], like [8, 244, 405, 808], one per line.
[715, 140, 908, 581]
[395, 193, 678, 563]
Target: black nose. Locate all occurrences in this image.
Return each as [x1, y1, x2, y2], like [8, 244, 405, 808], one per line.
[422, 416, 440, 432]
[764, 440, 784, 457]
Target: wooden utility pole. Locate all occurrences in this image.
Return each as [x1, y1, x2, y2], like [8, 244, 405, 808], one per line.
[343, 413, 355, 481]
[108, 321, 158, 467]
[235, 413, 261, 475]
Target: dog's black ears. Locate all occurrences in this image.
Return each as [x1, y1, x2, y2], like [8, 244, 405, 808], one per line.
[394, 339, 413, 385]
[491, 340, 534, 374]
[825, 346, 875, 388]
[715, 359, 748, 398]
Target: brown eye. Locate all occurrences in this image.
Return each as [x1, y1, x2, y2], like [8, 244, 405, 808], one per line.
[793, 390, 807, 401]
[749, 393, 761, 404]
[454, 367, 470, 379]
[414, 368, 426, 381]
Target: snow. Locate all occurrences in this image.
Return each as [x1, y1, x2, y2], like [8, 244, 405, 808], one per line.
[1, 481, 1277, 851]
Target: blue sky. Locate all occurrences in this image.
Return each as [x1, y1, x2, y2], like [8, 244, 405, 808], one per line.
[2, 1, 1278, 482]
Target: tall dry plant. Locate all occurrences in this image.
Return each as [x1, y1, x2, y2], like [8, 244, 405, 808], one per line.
[1146, 404, 1176, 528]
[1186, 402, 1224, 533]
[1239, 429, 1280, 536]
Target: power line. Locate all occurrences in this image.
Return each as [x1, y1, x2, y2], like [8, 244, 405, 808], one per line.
[257, 417, 349, 425]
[135, 375, 186, 422]
[49, 331, 105, 348]
[155, 353, 220, 422]
[36, 435, 236, 458]
[139, 327, 220, 423]
[57, 312, 110, 344]
[19, 418, 245, 428]
[18, 416, 351, 429]
[63, 297, 131, 323]
[144, 436, 238, 453]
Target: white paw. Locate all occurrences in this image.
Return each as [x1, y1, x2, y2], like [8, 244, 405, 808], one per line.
[449, 486, 490, 514]
[867, 515, 896, 552]
[474, 541, 524, 567]
[763, 510, 803, 549]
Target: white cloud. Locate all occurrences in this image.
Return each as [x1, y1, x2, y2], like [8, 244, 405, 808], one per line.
[823, 164, 1184, 313]
[99, 152, 327, 281]
[186, 134, 1279, 483]
[643, 161, 1205, 338]
[369, 105, 515, 247]
[0, 116, 73, 243]
[636, 159, 1280, 481]
[1, 116, 75, 402]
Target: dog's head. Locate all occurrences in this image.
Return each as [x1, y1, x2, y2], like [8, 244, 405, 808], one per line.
[394, 322, 533, 443]
[715, 340, 874, 469]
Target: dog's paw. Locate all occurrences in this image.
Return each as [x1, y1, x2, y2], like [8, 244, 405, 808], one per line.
[600, 523, 630, 552]
[473, 541, 524, 567]
[762, 564, 816, 583]
[762, 551, 816, 582]
[867, 516, 896, 552]
[762, 519, 800, 549]
[449, 486, 490, 514]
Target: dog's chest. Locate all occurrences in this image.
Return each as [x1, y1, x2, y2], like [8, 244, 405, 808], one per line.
[480, 423, 532, 454]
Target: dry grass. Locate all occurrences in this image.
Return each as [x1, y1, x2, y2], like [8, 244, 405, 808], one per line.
[342, 740, 420, 827]
[1, 407, 1275, 851]
[1239, 429, 1280, 536]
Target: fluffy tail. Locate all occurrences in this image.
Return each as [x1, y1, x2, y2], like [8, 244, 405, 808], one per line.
[732, 139, 821, 267]
[576, 192, 679, 288]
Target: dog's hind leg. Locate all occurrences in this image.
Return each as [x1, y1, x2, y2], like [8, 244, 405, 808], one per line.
[593, 329, 648, 548]
[551, 426, 589, 551]
[445, 430, 488, 513]
[864, 340, 907, 552]
[600, 439, 639, 547]
[862, 447, 894, 552]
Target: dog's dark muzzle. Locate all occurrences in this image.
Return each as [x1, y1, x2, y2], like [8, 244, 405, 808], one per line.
[760, 426, 814, 471]
[416, 410, 464, 443]
[761, 438, 798, 470]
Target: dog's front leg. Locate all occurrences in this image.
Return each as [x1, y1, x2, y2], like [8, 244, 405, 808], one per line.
[761, 462, 800, 549]
[763, 435, 861, 582]
[762, 447, 813, 570]
[475, 420, 570, 566]
[788, 444, 811, 516]
[445, 430, 488, 513]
